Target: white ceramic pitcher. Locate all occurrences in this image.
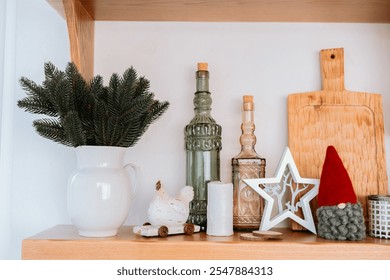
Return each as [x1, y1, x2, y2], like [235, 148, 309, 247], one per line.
[68, 146, 138, 237]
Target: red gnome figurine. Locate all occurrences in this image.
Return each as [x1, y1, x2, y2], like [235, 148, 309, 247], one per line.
[316, 146, 366, 240]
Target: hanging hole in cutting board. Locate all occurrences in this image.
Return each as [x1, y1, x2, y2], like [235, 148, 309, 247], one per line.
[330, 54, 336, 59]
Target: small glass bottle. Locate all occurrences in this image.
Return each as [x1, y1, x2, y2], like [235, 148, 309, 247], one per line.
[185, 62, 222, 228]
[232, 95, 266, 230]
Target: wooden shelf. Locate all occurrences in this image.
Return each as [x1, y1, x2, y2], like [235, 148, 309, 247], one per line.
[49, 0, 390, 23]
[22, 225, 390, 260]
[38, 3, 390, 260]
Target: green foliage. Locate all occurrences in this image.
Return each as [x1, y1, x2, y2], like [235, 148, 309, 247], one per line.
[18, 62, 170, 147]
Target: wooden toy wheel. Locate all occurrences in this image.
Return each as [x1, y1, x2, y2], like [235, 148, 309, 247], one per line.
[184, 223, 195, 235]
[158, 226, 168, 237]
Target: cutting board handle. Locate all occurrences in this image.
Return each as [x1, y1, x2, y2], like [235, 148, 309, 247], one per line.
[320, 48, 345, 92]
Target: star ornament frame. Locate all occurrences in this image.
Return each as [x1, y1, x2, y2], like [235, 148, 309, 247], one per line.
[243, 147, 319, 234]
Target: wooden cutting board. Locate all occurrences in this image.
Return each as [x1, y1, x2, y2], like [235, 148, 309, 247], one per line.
[288, 48, 388, 231]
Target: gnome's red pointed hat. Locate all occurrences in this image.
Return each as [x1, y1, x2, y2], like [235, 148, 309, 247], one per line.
[316, 145, 366, 241]
[317, 145, 357, 207]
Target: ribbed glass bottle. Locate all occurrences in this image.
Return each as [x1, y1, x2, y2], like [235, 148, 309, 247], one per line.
[232, 95, 266, 230]
[185, 63, 222, 228]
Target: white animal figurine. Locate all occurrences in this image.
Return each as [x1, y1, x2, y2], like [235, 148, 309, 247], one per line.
[147, 181, 194, 227]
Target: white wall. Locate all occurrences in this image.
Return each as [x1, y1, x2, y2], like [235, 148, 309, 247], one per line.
[2, 0, 390, 259]
[0, 0, 5, 115]
[95, 22, 390, 228]
[0, 0, 12, 260]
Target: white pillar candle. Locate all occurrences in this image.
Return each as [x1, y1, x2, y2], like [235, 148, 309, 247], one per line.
[207, 181, 234, 236]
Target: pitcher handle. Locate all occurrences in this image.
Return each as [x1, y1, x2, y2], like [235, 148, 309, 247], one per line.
[124, 163, 139, 199]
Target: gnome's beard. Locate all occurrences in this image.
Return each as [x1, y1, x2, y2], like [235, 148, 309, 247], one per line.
[316, 203, 366, 241]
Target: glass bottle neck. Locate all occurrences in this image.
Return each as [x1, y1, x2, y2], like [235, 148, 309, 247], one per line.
[239, 102, 257, 155]
[194, 70, 212, 117]
[196, 70, 209, 92]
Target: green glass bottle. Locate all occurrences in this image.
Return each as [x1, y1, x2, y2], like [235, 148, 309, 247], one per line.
[185, 62, 222, 228]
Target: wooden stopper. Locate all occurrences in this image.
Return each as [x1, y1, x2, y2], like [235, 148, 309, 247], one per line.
[243, 95, 253, 103]
[243, 95, 254, 111]
[197, 62, 208, 71]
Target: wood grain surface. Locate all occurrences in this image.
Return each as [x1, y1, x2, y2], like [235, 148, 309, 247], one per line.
[62, 0, 94, 81]
[47, 0, 390, 22]
[288, 48, 388, 230]
[22, 225, 390, 260]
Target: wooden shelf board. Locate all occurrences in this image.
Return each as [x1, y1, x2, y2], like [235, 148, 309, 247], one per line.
[47, 0, 390, 23]
[22, 225, 390, 260]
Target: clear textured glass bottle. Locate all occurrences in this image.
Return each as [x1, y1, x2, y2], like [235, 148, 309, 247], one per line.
[185, 63, 222, 228]
[232, 95, 266, 230]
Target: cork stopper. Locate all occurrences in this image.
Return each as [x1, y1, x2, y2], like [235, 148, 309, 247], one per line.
[197, 62, 208, 71]
[243, 95, 253, 103]
[243, 95, 254, 111]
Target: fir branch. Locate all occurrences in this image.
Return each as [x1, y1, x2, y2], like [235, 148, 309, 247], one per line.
[33, 118, 71, 146]
[75, 76, 99, 142]
[19, 78, 58, 116]
[52, 78, 72, 118]
[44, 61, 62, 81]
[149, 100, 170, 122]
[93, 100, 109, 145]
[63, 111, 87, 147]
[107, 73, 120, 118]
[89, 75, 105, 100]
[18, 62, 170, 148]
[17, 97, 57, 117]
[113, 119, 141, 147]
[118, 67, 138, 103]
[134, 76, 150, 97]
[119, 94, 153, 123]
[19, 77, 42, 97]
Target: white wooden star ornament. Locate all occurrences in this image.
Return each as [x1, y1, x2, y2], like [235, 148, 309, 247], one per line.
[243, 147, 319, 234]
